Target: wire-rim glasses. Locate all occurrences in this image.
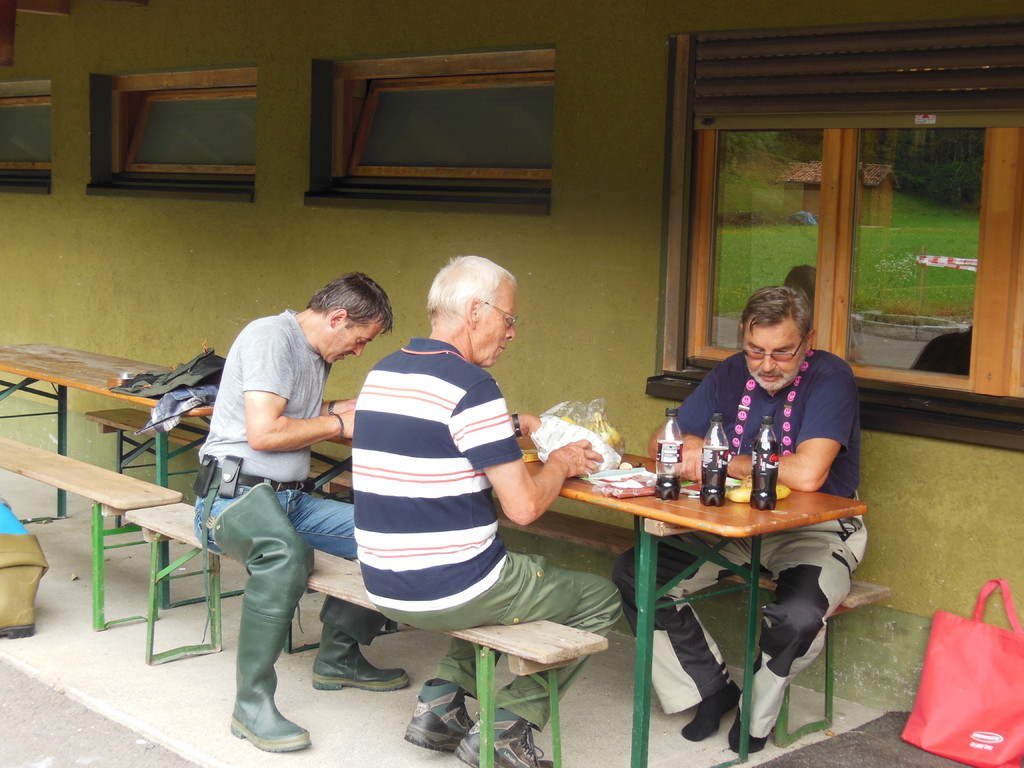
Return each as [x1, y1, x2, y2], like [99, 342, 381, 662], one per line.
[742, 334, 808, 363]
[480, 299, 518, 328]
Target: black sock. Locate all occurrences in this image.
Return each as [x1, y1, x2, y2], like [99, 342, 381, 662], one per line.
[681, 681, 741, 742]
[727, 711, 768, 754]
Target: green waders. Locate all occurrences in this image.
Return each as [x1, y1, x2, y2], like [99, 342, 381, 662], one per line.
[212, 484, 314, 753]
[313, 596, 409, 691]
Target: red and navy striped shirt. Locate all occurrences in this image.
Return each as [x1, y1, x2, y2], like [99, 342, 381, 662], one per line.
[353, 338, 523, 612]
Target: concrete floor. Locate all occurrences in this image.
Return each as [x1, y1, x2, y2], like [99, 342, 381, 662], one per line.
[0, 469, 885, 768]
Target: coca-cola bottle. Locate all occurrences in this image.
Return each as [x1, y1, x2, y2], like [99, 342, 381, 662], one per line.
[699, 413, 729, 507]
[655, 408, 683, 501]
[750, 415, 779, 510]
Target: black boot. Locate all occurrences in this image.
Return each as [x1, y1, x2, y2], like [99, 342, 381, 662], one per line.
[405, 679, 473, 752]
[681, 680, 740, 741]
[213, 484, 314, 752]
[727, 711, 768, 754]
[312, 596, 409, 691]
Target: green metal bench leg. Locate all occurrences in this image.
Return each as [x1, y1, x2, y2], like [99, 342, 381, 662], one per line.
[547, 671, 562, 768]
[475, 644, 496, 768]
[472, 645, 566, 768]
[91, 502, 146, 631]
[773, 616, 835, 746]
[144, 536, 223, 665]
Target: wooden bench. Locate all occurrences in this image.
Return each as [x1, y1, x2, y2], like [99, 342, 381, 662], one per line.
[500, 509, 891, 747]
[126, 501, 607, 768]
[0, 435, 183, 631]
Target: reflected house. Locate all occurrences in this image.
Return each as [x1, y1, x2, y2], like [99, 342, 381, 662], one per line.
[779, 161, 898, 227]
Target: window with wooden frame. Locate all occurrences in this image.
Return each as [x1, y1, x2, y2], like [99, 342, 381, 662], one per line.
[650, 18, 1024, 449]
[307, 49, 555, 211]
[88, 67, 256, 201]
[0, 79, 51, 193]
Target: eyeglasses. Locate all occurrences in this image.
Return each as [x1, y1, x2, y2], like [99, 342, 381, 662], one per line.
[742, 335, 807, 363]
[480, 300, 518, 328]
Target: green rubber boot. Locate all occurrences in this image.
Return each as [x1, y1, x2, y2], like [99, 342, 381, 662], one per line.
[212, 484, 314, 753]
[312, 596, 409, 691]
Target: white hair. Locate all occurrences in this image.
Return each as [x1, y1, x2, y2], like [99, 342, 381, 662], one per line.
[427, 255, 517, 323]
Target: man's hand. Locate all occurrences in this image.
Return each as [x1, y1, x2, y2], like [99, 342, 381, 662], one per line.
[486, 439, 600, 526]
[546, 439, 601, 478]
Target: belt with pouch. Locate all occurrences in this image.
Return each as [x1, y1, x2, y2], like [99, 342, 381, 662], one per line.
[235, 472, 308, 493]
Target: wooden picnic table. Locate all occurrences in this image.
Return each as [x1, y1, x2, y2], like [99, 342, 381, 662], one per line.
[530, 454, 866, 767]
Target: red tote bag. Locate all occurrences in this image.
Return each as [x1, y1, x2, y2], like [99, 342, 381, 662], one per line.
[902, 579, 1024, 768]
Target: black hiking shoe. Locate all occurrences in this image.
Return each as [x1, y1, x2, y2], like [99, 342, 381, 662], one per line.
[455, 717, 553, 768]
[404, 687, 473, 753]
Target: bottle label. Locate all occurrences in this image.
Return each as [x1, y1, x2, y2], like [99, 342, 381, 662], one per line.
[702, 446, 727, 470]
[658, 440, 682, 464]
[753, 451, 779, 472]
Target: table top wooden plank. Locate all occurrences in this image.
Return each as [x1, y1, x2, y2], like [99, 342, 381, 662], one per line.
[532, 453, 865, 538]
[0, 343, 170, 407]
[0, 436, 182, 511]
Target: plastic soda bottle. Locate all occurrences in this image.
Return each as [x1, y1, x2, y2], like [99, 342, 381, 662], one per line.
[750, 415, 779, 510]
[699, 413, 729, 507]
[655, 407, 683, 501]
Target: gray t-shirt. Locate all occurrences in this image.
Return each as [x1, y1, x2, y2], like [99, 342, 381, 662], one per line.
[199, 310, 330, 482]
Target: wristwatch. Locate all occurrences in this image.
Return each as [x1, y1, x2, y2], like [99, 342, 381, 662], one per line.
[328, 401, 337, 416]
[511, 412, 523, 438]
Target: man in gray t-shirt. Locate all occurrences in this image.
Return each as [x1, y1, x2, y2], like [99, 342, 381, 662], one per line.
[194, 273, 407, 754]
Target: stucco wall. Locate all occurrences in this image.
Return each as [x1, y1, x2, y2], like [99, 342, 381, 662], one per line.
[3, 0, 1023, 712]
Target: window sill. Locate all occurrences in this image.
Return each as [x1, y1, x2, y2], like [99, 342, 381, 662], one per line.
[305, 178, 550, 214]
[0, 173, 51, 194]
[86, 175, 254, 202]
[646, 372, 1024, 452]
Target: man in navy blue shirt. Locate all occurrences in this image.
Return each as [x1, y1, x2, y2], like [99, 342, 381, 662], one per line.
[613, 286, 866, 754]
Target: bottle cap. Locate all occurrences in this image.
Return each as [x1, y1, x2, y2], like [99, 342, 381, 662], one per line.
[711, 412, 723, 422]
[761, 415, 774, 425]
[666, 407, 678, 417]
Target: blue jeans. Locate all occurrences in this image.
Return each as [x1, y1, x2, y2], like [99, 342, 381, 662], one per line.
[194, 486, 356, 558]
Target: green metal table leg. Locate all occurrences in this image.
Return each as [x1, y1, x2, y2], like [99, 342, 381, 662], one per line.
[154, 432, 171, 610]
[630, 517, 657, 768]
[56, 384, 67, 519]
[737, 535, 763, 764]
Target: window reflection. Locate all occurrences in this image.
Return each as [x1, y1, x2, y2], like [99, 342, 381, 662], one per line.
[710, 130, 823, 349]
[850, 128, 981, 374]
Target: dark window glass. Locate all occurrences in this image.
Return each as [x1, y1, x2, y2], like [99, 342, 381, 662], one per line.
[0, 103, 51, 164]
[133, 95, 256, 167]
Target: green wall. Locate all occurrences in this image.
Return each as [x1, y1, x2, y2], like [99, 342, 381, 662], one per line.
[3, 0, 1023, 712]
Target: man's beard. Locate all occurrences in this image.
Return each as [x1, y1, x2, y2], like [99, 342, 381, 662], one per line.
[751, 366, 798, 395]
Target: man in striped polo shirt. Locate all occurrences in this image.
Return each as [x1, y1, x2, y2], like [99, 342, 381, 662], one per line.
[353, 255, 622, 768]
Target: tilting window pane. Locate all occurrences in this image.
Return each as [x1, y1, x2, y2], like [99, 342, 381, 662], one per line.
[0, 103, 51, 164]
[350, 76, 553, 179]
[850, 128, 981, 374]
[709, 130, 823, 349]
[132, 95, 256, 167]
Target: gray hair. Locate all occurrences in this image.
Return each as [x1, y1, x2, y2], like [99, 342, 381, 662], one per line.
[741, 286, 813, 337]
[427, 256, 517, 323]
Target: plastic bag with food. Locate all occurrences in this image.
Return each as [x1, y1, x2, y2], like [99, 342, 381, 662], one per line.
[531, 399, 625, 472]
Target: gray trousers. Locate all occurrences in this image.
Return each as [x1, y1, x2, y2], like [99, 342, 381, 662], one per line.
[612, 520, 867, 738]
[377, 551, 622, 728]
